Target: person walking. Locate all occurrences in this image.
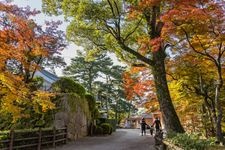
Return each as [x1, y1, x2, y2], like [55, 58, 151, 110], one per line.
[152, 117, 161, 133]
[140, 118, 147, 136]
[150, 125, 154, 136]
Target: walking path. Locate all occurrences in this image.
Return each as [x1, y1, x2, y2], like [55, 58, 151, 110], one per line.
[48, 129, 155, 150]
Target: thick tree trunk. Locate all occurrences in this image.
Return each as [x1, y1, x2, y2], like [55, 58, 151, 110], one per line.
[152, 49, 184, 133]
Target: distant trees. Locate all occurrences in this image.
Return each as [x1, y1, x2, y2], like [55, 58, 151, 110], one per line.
[63, 52, 135, 121]
[63, 53, 114, 92]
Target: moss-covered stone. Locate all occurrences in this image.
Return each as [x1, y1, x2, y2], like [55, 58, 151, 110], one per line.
[52, 77, 86, 97]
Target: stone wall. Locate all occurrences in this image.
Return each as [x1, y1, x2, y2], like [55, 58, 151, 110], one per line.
[54, 95, 90, 140]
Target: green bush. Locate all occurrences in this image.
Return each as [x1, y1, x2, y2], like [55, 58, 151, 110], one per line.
[52, 77, 86, 97]
[0, 134, 9, 140]
[166, 132, 215, 150]
[101, 123, 113, 135]
[28, 77, 44, 90]
[94, 125, 103, 135]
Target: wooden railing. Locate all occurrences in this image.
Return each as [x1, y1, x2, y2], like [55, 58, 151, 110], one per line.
[0, 127, 67, 150]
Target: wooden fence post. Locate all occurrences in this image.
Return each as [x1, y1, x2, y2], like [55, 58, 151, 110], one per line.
[162, 142, 167, 150]
[53, 126, 56, 148]
[65, 125, 67, 144]
[9, 129, 14, 150]
[37, 128, 42, 150]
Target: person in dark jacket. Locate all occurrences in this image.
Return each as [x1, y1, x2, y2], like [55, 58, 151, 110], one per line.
[152, 117, 161, 132]
[141, 118, 148, 136]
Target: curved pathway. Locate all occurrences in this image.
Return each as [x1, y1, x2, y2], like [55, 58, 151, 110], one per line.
[49, 129, 155, 150]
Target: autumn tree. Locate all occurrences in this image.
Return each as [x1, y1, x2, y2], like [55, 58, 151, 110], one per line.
[162, 0, 225, 143]
[42, 0, 184, 133]
[167, 53, 219, 136]
[0, 2, 66, 122]
[123, 66, 158, 110]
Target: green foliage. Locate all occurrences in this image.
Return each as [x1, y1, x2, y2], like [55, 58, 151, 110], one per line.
[85, 93, 100, 119]
[0, 132, 9, 140]
[0, 113, 13, 130]
[85, 93, 96, 112]
[52, 77, 90, 120]
[63, 54, 115, 92]
[63, 53, 127, 122]
[67, 93, 89, 116]
[28, 77, 44, 91]
[100, 123, 113, 135]
[166, 132, 216, 150]
[52, 77, 86, 97]
[0, 107, 54, 130]
[42, 0, 141, 62]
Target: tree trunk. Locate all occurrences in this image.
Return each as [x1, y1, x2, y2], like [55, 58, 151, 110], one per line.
[215, 64, 224, 144]
[152, 49, 184, 133]
[202, 96, 216, 136]
[215, 83, 224, 144]
[205, 105, 216, 137]
[201, 104, 209, 138]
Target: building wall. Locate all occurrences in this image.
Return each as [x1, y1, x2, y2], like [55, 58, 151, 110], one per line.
[34, 70, 59, 90]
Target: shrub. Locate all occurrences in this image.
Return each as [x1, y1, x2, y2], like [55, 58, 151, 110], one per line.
[0, 134, 9, 140]
[166, 132, 215, 150]
[101, 123, 113, 135]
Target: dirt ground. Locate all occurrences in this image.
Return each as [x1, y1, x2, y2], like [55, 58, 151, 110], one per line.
[47, 129, 156, 150]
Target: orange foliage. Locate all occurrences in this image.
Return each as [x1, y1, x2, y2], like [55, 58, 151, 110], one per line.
[138, 0, 161, 9]
[0, 2, 64, 120]
[123, 66, 158, 109]
[137, 36, 151, 55]
[150, 37, 162, 52]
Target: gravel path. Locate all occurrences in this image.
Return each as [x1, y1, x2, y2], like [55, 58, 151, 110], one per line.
[47, 129, 155, 150]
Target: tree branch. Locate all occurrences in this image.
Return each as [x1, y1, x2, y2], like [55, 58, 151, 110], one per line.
[118, 41, 154, 66]
[124, 18, 143, 42]
[180, 27, 218, 65]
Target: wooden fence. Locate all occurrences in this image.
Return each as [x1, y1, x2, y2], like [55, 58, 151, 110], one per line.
[0, 127, 67, 150]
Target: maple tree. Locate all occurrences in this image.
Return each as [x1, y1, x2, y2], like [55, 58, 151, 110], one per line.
[162, 0, 225, 143]
[123, 66, 157, 108]
[167, 52, 220, 136]
[42, 0, 184, 133]
[0, 2, 66, 122]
